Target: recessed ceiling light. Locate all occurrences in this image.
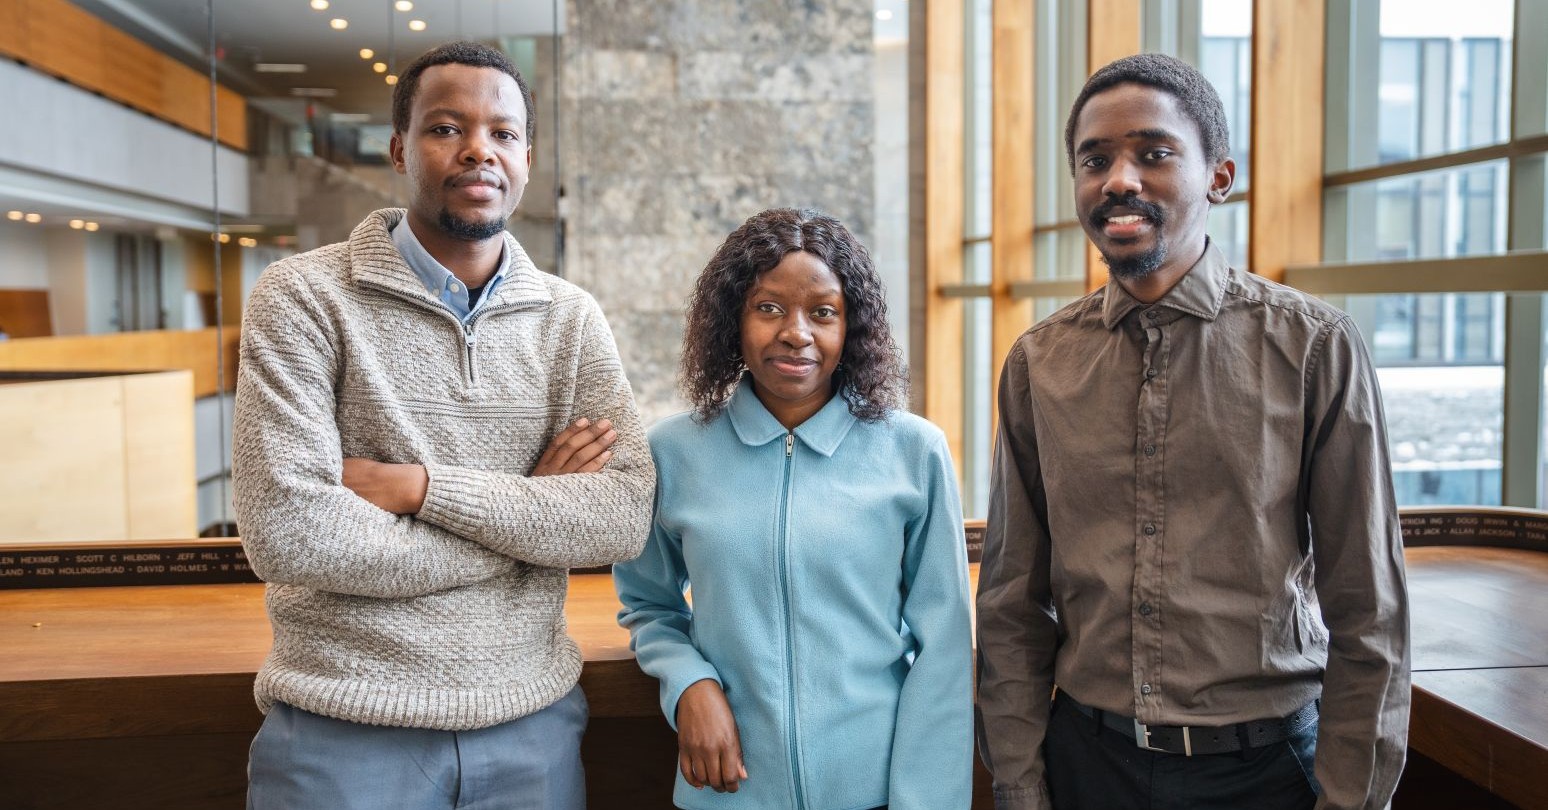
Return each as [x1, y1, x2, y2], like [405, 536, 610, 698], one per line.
[5, 210, 21, 221]
[218, 233, 231, 244]
[238, 237, 258, 248]
[373, 61, 387, 73]
[395, 0, 413, 10]
[255, 63, 307, 73]
[69, 219, 84, 229]
[876, 9, 893, 20]
[310, 0, 328, 9]
[329, 17, 348, 30]
[84, 222, 99, 232]
[408, 19, 426, 31]
[359, 48, 374, 59]
[24, 213, 41, 223]
[385, 74, 399, 85]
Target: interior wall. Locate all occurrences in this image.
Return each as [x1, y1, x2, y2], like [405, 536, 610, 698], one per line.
[0, 221, 49, 289]
[560, 0, 877, 425]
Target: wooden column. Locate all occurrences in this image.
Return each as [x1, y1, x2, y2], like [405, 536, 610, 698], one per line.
[990, 0, 1035, 416]
[924, 0, 967, 470]
[1250, 0, 1324, 282]
[1084, 0, 1143, 291]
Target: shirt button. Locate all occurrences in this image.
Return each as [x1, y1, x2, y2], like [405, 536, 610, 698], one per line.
[1144, 444, 1156, 457]
[1143, 523, 1157, 536]
[1139, 602, 1153, 616]
[1141, 683, 1153, 695]
[1146, 310, 1159, 320]
[1145, 367, 1158, 379]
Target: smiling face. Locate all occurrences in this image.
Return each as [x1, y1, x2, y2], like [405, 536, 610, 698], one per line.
[1072, 82, 1233, 285]
[389, 63, 530, 243]
[740, 250, 847, 431]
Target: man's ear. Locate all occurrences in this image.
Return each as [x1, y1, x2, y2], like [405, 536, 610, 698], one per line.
[389, 132, 407, 175]
[1207, 156, 1236, 204]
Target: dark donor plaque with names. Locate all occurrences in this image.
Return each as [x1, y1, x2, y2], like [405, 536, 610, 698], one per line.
[1398, 507, 1548, 554]
[0, 542, 261, 590]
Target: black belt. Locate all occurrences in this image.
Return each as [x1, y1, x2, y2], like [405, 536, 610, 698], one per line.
[1060, 690, 1317, 757]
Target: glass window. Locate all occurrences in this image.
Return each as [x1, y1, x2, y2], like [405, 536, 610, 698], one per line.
[1328, 160, 1509, 263]
[1367, 0, 1514, 168]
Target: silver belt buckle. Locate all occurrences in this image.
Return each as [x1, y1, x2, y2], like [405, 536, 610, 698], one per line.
[1133, 719, 1193, 756]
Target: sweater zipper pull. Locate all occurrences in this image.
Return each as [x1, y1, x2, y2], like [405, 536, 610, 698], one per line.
[785, 433, 794, 457]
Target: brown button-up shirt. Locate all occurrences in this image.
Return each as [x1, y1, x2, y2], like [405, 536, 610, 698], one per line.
[975, 244, 1410, 810]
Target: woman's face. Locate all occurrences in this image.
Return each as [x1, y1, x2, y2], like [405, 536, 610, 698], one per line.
[739, 251, 847, 430]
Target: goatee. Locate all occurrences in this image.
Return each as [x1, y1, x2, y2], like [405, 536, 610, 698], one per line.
[439, 209, 507, 241]
[1103, 243, 1167, 280]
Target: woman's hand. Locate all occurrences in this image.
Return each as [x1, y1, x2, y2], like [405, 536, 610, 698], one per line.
[531, 418, 617, 476]
[676, 678, 747, 793]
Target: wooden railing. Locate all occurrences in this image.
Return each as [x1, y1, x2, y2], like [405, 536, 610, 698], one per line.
[0, 327, 239, 398]
[0, 0, 247, 151]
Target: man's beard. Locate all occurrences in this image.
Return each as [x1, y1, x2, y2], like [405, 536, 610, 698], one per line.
[438, 208, 508, 241]
[1090, 195, 1166, 280]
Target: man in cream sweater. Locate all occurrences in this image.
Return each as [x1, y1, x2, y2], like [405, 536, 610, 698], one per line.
[234, 42, 654, 810]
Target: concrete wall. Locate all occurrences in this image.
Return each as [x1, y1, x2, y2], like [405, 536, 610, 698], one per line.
[560, 0, 876, 424]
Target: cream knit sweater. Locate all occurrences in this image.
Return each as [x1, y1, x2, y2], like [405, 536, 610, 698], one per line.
[233, 209, 654, 730]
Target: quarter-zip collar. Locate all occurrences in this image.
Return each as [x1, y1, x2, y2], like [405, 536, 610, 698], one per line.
[725, 376, 859, 458]
[346, 208, 553, 312]
[1100, 237, 1229, 331]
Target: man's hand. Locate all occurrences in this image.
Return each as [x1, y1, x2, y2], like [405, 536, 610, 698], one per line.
[341, 458, 428, 515]
[531, 418, 618, 477]
[676, 679, 747, 793]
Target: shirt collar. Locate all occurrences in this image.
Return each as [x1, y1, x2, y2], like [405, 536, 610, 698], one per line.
[390, 214, 509, 301]
[1100, 238, 1231, 331]
[725, 376, 859, 458]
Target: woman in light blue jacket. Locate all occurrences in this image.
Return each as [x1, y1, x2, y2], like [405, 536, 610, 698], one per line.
[613, 208, 973, 810]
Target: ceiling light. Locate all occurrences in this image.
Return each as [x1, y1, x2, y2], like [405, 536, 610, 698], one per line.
[84, 222, 99, 232]
[69, 219, 84, 229]
[329, 17, 348, 29]
[385, 74, 399, 85]
[289, 87, 338, 97]
[359, 48, 374, 59]
[255, 63, 307, 73]
[310, 0, 328, 9]
[5, 211, 21, 221]
[218, 233, 231, 244]
[395, 0, 413, 10]
[24, 213, 41, 223]
[239, 237, 258, 248]
[408, 19, 426, 31]
[876, 9, 893, 20]
[373, 61, 387, 73]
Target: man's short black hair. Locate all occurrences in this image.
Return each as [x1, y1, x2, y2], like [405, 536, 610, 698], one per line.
[1064, 53, 1230, 174]
[391, 41, 535, 145]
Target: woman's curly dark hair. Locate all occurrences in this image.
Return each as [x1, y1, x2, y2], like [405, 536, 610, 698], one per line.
[681, 207, 907, 423]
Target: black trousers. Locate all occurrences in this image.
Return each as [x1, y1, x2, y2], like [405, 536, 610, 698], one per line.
[1045, 693, 1320, 810]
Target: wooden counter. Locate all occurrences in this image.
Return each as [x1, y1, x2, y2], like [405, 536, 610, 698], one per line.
[3, 554, 1546, 808]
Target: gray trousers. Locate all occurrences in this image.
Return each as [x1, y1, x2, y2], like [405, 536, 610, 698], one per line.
[248, 686, 588, 810]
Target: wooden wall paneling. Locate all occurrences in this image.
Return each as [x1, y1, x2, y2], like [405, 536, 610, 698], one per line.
[1083, 0, 1143, 292]
[991, 0, 1036, 420]
[121, 371, 198, 541]
[0, 327, 238, 398]
[0, 289, 54, 338]
[0, 376, 129, 543]
[100, 23, 168, 116]
[0, 0, 248, 152]
[19, 0, 105, 92]
[925, 0, 968, 472]
[1250, 0, 1324, 282]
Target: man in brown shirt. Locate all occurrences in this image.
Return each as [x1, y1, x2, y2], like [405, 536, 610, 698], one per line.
[975, 54, 1409, 810]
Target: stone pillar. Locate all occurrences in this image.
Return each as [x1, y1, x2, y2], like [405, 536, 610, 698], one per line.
[561, 0, 876, 424]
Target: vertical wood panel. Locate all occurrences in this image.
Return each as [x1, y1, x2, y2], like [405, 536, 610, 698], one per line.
[1251, 0, 1324, 282]
[990, 0, 1035, 419]
[0, 377, 129, 543]
[1084, 0, 1143, 291]
[926, 0, 967, 472]
[122, 372, 197, 541]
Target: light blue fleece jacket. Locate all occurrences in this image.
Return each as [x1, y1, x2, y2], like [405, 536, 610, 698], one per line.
[614, 379, 973, 810]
